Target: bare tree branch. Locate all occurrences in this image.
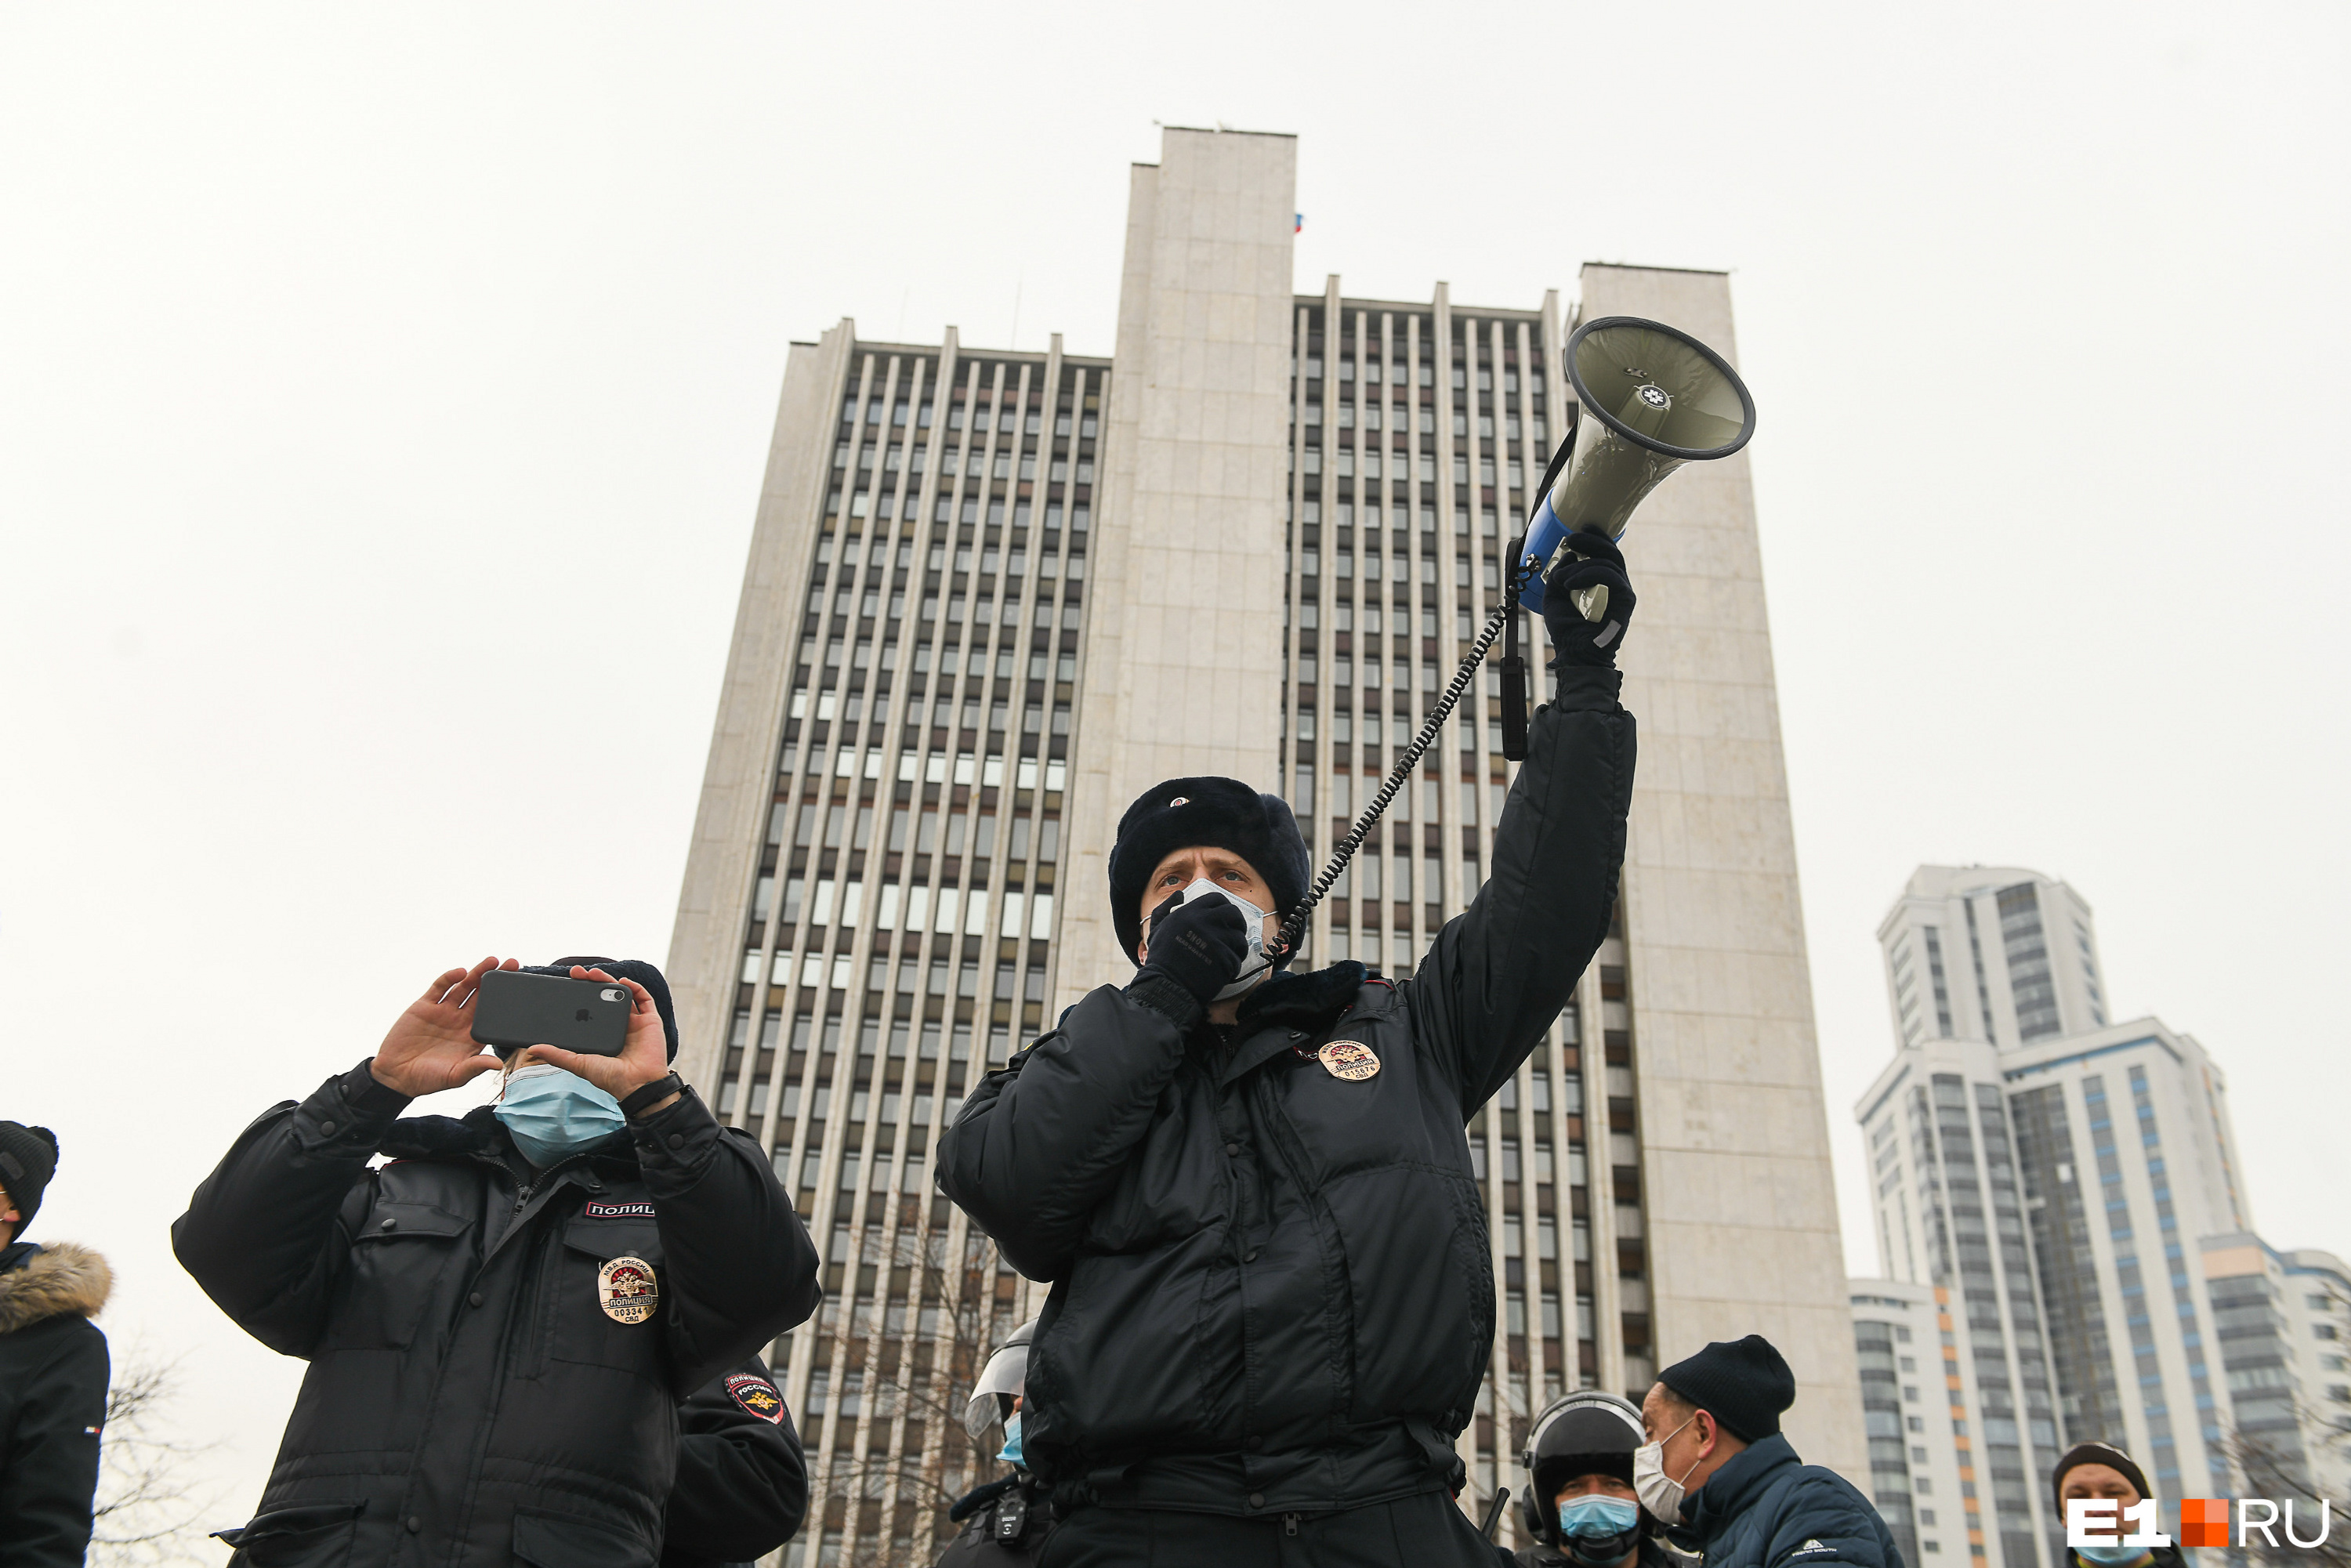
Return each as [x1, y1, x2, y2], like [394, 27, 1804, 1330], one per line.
[812, 1211, 1017, 1565]
[88, 1345, 223, 1568]
[2223, 1400, 2351, 1568]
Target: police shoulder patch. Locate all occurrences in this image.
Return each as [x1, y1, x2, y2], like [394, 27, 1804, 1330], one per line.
[585, 1200, 657, 1219]
[726, 1373, 787, 1424]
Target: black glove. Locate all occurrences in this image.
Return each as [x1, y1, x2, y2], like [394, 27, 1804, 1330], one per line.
[1540, 527, 1636, 672]
[1137, 891, 1248, 1005]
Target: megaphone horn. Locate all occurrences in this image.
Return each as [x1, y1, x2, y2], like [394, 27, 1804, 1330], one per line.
[1517, 315, 1756, 617]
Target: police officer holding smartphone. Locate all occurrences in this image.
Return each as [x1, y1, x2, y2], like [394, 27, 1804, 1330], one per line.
[176, 956, 822, 1568]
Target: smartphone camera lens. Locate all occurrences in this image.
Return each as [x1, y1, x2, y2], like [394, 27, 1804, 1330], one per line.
[600, 987, 625, 1002]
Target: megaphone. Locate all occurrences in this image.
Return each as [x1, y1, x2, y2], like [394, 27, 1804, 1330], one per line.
[1518, 315, 1756, 618]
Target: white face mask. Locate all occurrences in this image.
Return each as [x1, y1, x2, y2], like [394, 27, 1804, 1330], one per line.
[1157, 877, 1273, 1001]
[1633, 1414, 1701, 1526]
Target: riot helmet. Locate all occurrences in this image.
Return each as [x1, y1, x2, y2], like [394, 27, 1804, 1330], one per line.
[1520, 1389, 1650, 1562]
[962, 1316, 1038, 1439]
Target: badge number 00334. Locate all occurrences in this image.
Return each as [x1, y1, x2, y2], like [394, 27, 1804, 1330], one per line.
[597, 1256, 659, 1324]
[1317, 1040, 1381, 1081]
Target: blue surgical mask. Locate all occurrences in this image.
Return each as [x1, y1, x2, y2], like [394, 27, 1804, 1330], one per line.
[997, 1411, 1024, 1467]
[494, 1063, 626, 1168]
[1559, 1496, 1641, 1538]
[2075, 1547, 2154, 1568]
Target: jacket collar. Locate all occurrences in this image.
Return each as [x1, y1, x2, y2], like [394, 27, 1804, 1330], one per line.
[379, 1106, 638, 1179]
[0, 1240, 112, 1334]
[1679, 1432, 1799, 1547]
[1236, 961, 1367, 1031]
[1215, 962, 1375, 1087]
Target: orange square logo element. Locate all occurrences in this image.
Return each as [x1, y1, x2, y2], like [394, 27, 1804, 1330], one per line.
[2179, 1498, 2230, 1548]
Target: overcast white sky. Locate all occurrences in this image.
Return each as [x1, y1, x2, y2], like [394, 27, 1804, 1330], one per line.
[4, 1, 2346, 1536]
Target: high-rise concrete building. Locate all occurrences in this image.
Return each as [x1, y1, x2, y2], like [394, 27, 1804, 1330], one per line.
[1855, 864, 2351, 1568]
[665, 126, 1861, 1563]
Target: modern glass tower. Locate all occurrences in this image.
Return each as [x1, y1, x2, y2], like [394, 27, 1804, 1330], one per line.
[1854, 864, 2349, 1568]
[665, 127, 1861, 1563]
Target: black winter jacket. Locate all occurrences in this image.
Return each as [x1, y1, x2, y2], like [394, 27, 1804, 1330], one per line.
[940, 677, 1635, 1517]
[662, 1356, 806, 1568]
[1670, 1435, 1901, 1568]
[175, 1062, 820, 1568]
[0, 1241, 112, 1568]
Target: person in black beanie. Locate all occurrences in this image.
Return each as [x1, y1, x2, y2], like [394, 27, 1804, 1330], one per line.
[174, 956, 820, 1567]
[0, 1121, 115, 1568]
[2052, 1442, 2187, 1568]
[939, 529, 1640, 1566]
[1636, 1335, 1900, 1568]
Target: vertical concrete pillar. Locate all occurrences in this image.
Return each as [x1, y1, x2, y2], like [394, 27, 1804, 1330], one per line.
[1056, 127, 1299, 1001]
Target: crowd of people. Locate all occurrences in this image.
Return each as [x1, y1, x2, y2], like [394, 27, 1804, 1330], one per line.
[0, 533, 2204, 1566]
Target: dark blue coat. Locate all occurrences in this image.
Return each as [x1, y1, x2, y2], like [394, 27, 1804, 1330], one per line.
[1674, 1435, 1903, 1568]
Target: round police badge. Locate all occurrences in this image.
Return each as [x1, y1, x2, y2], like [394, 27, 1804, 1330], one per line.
[726, 1373, 787, 1424]
[597, 1256, 659, 1324]
[1317, 1039, 1381, 1081]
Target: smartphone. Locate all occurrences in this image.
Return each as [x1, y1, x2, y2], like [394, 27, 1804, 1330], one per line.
[471, 969, 632, 1058]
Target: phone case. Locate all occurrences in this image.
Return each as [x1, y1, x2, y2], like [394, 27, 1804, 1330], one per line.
[470, 969, 632, 1058]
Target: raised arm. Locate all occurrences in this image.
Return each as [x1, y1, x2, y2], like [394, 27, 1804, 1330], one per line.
[1408, 537, 1639, 1111]
[173, 958, 510, 1351]
[171, 1064, 404, 1354]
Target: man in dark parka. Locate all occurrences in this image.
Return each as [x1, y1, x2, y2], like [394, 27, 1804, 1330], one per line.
[176, 957, 821, 1568]
[940, 536, 1641, 1565]
[1641, 1337, 1900, 1568]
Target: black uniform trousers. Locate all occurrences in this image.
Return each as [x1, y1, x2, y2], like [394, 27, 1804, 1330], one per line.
[1038, 1494, 1505, 1567]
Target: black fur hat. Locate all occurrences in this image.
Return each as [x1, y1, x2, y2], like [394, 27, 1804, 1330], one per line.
[1107, 777, 1310, 965]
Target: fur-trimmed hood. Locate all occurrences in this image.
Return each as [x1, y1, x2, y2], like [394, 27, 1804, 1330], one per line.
[0, 1241, 112, 1334]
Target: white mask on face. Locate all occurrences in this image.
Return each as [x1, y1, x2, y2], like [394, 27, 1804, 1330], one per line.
[1161, 877, 1273, 1001]
[1633, 1414, 1701, 1526]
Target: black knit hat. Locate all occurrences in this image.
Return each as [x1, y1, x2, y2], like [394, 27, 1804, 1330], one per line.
[0, 1122, 60, 1239]
[1107, 777, 1310, 965]
[2052, 1442, 2150, 1510]
[527, 958, 680, 1062]
[1658, 1334, 1797, 1443]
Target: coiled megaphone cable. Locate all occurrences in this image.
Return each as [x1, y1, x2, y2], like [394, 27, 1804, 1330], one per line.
[1268, 552, 1539, 961]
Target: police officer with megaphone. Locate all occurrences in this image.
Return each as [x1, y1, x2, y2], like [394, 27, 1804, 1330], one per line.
[938, 531, 1640, 1566]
